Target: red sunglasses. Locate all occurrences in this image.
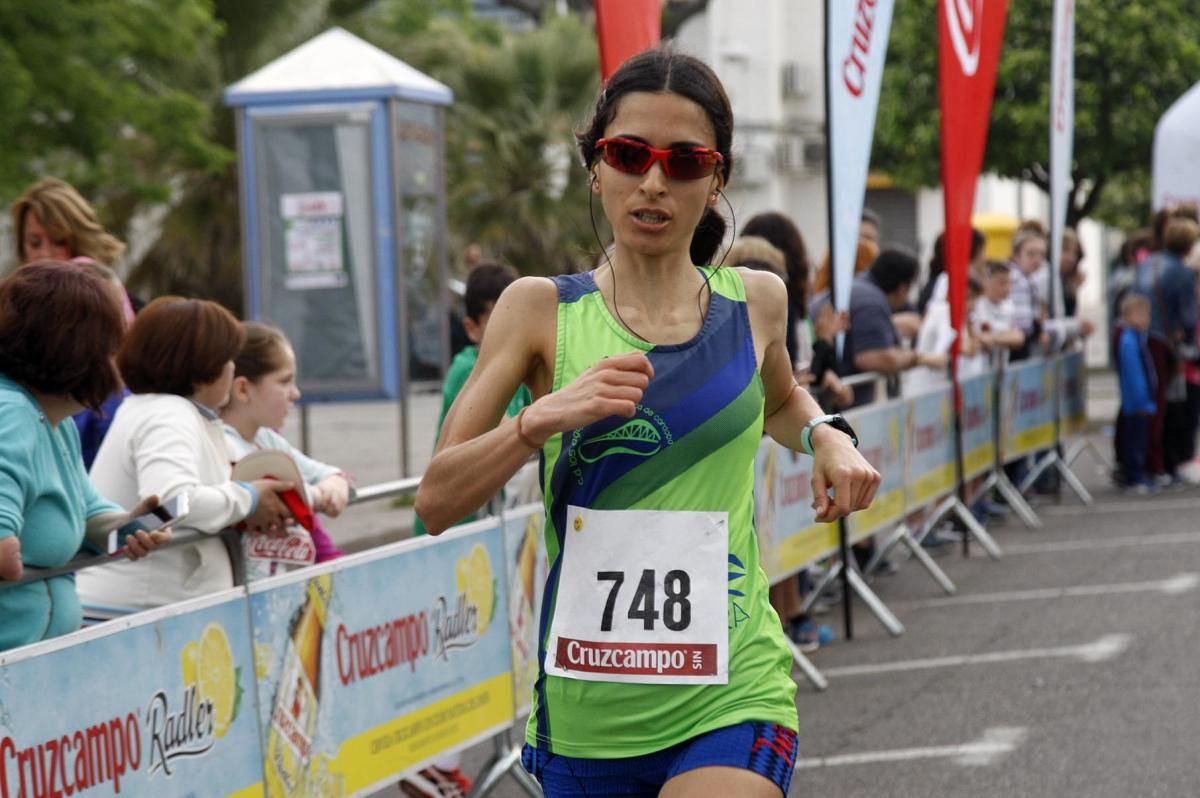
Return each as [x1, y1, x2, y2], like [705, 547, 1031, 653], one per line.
[595, 137, 724, 181]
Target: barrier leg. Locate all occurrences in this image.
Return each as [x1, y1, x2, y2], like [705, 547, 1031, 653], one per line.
[989, 469, 1043, 530]
[1066, 437, 1115, 472]
[798, 562, 841, 617]
[951, 499, 1003, 558]
[845, 566, 905, 637]
[471, 730, 542, 798]
[863, 524, 910, 576]
[1018, 451, 1056, 495]
[1054, 455, 1094, 504]
[896, 527, 958, 595]
[787, 638, 830, 691]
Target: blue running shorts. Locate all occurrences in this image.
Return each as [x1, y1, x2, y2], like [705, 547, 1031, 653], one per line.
[521, 721, 797, 797]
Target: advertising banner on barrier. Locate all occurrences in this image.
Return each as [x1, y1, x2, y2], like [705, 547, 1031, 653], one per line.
[961, 372, 997, 479]
[1058, 351, 1088, 436]
[248, 524, 514, 797]
[845, 401, 907, 540]
[502, 505, 548, 716]
[0, 590, 264, 798]
[905, 387, 956, 508]
[1002, 360, 1057, 462]
[754, 441, 839, 583]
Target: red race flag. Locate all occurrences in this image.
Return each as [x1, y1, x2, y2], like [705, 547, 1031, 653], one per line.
[594, 0, 662, 80]
[939, 0, 1008, 346]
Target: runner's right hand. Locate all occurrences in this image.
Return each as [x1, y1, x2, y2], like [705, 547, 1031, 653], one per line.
[520, 352, 655, 445]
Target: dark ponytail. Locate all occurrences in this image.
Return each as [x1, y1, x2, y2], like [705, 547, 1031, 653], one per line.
[690, 206, 727, 266]
[578, 47, 734, 266]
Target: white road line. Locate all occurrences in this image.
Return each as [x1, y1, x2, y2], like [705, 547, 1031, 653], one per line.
[820, 634, 1132, 679]
[1038, 497, 1200, 516]
[897, 573, 1199, 610]
[1002, 530, 1200, 555]
[795, 727, 1026, 769]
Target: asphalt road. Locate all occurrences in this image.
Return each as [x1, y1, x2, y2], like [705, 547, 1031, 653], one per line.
[376, 436, 1200, 798]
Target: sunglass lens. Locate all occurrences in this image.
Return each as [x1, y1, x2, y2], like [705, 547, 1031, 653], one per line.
[604, 140, 651, 175]
[666, 150, 716, 180]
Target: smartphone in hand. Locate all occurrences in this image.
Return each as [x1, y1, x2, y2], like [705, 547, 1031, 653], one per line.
[107, 494, 189, 554]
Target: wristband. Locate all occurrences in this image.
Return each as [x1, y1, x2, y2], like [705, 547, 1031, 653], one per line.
[515, 407, 542, 449]
[800, 414, 859, 456]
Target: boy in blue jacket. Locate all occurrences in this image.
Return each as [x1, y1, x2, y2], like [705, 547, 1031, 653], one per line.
[1117, 293, 1158, 493]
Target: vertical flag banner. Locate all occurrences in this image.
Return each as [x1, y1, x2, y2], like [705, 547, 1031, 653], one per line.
[1048, 0, 1075, 320]
[939, 0, 1009, 341]
[825, 0, 896, 316]
[594, 0, 662, 81]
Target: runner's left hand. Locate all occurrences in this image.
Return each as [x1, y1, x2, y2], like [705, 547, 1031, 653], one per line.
[809, 425, 880, 523]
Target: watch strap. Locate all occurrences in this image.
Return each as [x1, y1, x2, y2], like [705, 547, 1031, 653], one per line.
[800, 414, 839, 456]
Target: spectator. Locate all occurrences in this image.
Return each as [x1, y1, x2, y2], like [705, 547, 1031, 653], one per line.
[412, 263, 532, 537]
[1058, 228, 1085, 318]
[813, 238, 878, 296]
[905, 278, 983, 396]
[1135, 214, 1200, 483]
[860, 207, 881, 247]
[221, 322, 356, 579]
[970, 261, 1027, 371]
[10, 178, 140, 469]
[1005, 228, 1047, 360]
[0, 261, 169, 652]
[1115, 293, 1158, 494]
[840, 248, 946, 406]
[918, 229, 987, 316]
[78, 298, 295, 612]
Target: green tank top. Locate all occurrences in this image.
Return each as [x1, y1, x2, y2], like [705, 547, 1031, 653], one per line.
[527, 267, 798, 758]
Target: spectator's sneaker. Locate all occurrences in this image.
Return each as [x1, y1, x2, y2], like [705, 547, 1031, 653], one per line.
[1177, 461, 1200, 485]
[920, 528, 959, 556]
[1124, 481, 1159, 496]
[399, 767, 473, 798]
[789, 620, 835, 653]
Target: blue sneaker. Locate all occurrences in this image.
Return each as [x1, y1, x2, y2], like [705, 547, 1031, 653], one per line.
[790, 620, 835, 652]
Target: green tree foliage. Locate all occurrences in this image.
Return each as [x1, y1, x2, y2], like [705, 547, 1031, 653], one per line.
[874, 0, 1200, 229]
[365, 12, 602, 274]
[0, 0, 227, 240]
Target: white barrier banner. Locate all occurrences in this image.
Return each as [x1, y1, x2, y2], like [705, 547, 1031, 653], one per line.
[1058, 351, 1088, 436]
[826, 0, 896, 314]
[502, 505, 548, 716]
[844, 401, 907, 539]
[905, 387, 956, 508]
[248, 523, 514, 797]
[1002, 360, 1057, 461]
[0, 590, 265, 798]
[755, 442, 838, 583]
[960, 372, 998, 479]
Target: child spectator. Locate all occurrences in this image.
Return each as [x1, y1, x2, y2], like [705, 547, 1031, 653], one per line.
[221, 322, 356, 579]
[1116, 293, 1158, 493]
[971, 261, 1028, 369]
[413, 263, 531, 537]
[904, 279, 983, 396]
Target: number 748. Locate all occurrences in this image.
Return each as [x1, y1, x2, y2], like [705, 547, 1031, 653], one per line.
[596, 569, 691, 632]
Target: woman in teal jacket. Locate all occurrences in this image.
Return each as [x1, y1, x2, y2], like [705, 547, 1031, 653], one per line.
[0, 261, 168, 652]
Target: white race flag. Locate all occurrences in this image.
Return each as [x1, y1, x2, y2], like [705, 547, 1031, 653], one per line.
[1048, 0, 1074, 320]
[826, 0, 896, 317]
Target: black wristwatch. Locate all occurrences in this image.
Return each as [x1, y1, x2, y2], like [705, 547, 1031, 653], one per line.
[800, 414, 859, 455]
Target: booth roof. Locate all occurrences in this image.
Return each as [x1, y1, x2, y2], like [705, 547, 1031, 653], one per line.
[224, 27, 453, 107]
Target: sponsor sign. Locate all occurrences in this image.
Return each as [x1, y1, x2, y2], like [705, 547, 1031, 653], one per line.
[844, 401, 907, 540]
[501, 506, 548, 716]
[1002, 360, 1057, 462]
[960, 372, 998, 479]
[754, 441, 839, 583]
[939, 0, 1009, 339]
[826, 0, 896, 317]
[905, 387, 957, 507]
[248, 522, 513, 797]
[1058, 350, 1088, 436]
[0, 590, 264, 798]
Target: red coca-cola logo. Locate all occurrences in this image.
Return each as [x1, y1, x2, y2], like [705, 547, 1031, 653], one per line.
[945, 0, 985, 76]
[246, 532, 316, 564]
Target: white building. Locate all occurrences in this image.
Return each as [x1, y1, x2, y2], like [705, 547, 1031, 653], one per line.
[675, 0, 1111, 366]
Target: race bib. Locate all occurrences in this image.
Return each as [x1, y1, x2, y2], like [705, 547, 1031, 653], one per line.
[545, 506, 729, 685]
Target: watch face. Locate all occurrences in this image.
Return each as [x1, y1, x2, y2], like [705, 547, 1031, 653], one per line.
[830, 416, 859, 446]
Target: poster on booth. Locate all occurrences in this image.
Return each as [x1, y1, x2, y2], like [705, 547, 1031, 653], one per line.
[844, 402, 907, 541]
[502, 505, 549, 716]
[0, 590, 264, 798]
[754, 440, 839, 583]
[961, 373, 997, 479]
[1002, 360, 1057, 462]
[905, 387, 956, 508]
[248, 523, 514, 798]
[1058, 352, 1088, 436]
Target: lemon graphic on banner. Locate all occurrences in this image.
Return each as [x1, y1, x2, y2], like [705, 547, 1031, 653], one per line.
[456, 543, 495, 635]
[198, 623, 239, 738]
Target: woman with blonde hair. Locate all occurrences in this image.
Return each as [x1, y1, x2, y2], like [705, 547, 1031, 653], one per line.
[11, 178, 139, 467]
